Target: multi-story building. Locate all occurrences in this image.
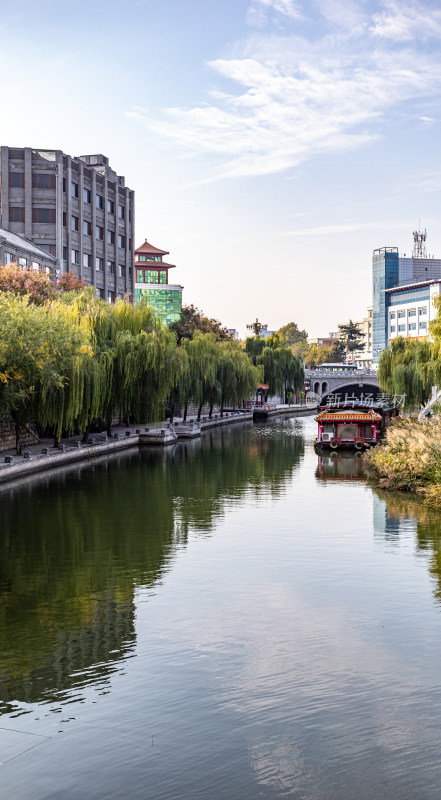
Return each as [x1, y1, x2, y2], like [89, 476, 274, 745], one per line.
[0, 147, 134, 301]
[134, 239, 183, 324]
[0, 226, 56, 274]
[385, 280, 441, 342]
[353, 307, 373, 369]
[372, 230, 441, 366]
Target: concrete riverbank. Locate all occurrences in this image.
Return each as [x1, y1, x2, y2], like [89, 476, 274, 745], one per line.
[0, 403, 317, 485]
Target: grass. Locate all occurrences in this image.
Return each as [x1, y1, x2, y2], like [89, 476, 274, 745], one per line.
[364, 416, 441, 504]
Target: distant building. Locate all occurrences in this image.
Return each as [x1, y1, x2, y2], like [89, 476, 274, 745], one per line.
[228, 329, 240, 340]
[0, 147, 135, 301]
[259, 325, 276, 340]
[0, 227, 56, 274]
[372, 230, 441, 365]
[308, 336, 338, 347]
[385, 279, 441, 342]
[134, 239, 183, 324]
[352, 307, 373, 370]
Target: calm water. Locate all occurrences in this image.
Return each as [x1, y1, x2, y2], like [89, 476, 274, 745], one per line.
[1, 416, 441, 799]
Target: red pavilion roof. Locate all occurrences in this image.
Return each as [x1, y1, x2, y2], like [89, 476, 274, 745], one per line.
[135, 239, 169, 256]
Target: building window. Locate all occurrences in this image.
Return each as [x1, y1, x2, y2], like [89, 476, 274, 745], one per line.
[71, 249, 79, 265]
[118, 234, 126, 249]
[9, 206, 25, 222]
[419, 307, 427, 315]
[96, 194, 103, 210]
[107, 260, 115, 274]
[71, 215, 79, 232]
[107, 230, 115, 245]
[10, 172, 24, 188]
[83, 187, 91, 204]
[408, 309, 416, 317]
[63, 246, 67, 261]
[420, 321, 427, 329]
[154, 256, 162, 262]
[146, 255, 154, 262]
[96, 225, 104, 240]
[118, 205, 125, 219]
[71, 181, 79, 198]
[18, 257, 27, 268]
[136, 269, 144, 283]
[390, 311, 395, 319]
[96, 257, 104, 271]
[63, 177, 67, 193]
[398, 324, 406, 332]
[118, 264, 126, 278]
[31, 261, 40, 272]
[33, 173, 56, 189]
[63, 212, 67, 227]
[4, 251, 14, 264]
[32, 208, 56, 223]
[107, 291, 115, 303]
[96, 288, 104, 299]
[107, 200, 114, 214]
[160, 270, 167, 284]
[408, 323, 416, 331]
[139, 255, 146, 262]
[83, 220, 92, 236]
[398, 310, 405, 319]
[83, 253, 92, 269]
[390, 325, 396, 333]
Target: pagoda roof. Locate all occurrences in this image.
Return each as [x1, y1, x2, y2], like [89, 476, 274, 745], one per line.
[135, 239, 169, 256]
[315, 409, 382, 423]
[135, 259, 176, 269]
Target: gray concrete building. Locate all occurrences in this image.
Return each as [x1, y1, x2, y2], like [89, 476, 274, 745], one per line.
[0, 147, 135, 301]
[0, 226, 56, 274]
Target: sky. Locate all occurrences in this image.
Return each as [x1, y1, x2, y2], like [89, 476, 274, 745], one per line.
[2, 0, 441, 337]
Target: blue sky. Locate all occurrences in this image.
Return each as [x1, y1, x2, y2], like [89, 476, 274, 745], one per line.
[2, 0, 441, 336]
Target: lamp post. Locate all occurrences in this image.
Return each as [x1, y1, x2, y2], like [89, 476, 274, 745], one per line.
[246, 318, 266, 337]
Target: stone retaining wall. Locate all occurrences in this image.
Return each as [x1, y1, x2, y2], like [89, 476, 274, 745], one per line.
[0, 421, 36, 453]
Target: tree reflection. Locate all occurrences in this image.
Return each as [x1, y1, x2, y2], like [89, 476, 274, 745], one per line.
[0, 422, 303, 711]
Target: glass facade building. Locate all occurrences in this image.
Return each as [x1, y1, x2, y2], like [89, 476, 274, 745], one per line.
[372, 246, 441, 366]
[133, 238, 183, 325]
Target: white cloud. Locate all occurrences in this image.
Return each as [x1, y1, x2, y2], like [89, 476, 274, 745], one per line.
[247, 0, 303, 27]
[128, 2, 441, 181]
[371, 0, 441, 41]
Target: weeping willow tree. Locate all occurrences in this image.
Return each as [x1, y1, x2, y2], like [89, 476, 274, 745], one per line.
[180, 332, 218, 421]
[216, 340, 261, 416]
[0, 294, 96, 452]
[377, 337, 432, 409]
[256, 338, 304, 400]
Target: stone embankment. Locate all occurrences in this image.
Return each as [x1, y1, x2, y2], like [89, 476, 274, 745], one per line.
[0, 403, 317, 485]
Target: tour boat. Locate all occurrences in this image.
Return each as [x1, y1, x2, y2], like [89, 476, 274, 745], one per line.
[314, 401, 400, 451]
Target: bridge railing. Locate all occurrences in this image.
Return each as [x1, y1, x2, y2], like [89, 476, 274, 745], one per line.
[305, 369, 376, 377]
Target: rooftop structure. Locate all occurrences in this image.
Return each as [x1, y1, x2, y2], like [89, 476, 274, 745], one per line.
[0, 226, 56, 273]
[0, 147, 135, 302]
[134, 238, 183, 324]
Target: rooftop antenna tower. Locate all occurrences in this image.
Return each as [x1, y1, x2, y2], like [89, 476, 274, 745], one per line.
[412, 224, 427, 258]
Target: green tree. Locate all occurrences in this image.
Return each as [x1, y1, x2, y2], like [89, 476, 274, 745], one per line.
[216, 340, 261, 416]
[170, 304, 230, 343]
[180, 332, 218, 421]
[338, 320, 366, 355]
[378, 338, 432, 409]
[277, 321, 308, 347]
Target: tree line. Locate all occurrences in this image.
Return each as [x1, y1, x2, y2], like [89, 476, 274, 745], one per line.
[0, 266, 304, 452]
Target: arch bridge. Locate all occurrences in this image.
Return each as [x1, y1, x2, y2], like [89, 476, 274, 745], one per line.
[305, 368, 379, 403]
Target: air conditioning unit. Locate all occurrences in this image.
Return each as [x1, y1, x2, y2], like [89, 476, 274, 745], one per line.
[322, 433, 332, 441]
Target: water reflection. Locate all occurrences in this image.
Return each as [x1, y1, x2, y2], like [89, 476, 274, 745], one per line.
[0, 421, 304, 714]
[373, 488, 441, 601]
[315, 451, 365, 482]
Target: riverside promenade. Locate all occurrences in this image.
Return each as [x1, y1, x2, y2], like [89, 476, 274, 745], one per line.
[0, 402, 317, 485]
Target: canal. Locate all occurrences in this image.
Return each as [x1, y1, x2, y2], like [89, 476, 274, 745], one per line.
[1, 416, 441, 799]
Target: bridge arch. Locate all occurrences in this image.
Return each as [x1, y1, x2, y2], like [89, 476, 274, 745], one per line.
[321, 381, 380, 405]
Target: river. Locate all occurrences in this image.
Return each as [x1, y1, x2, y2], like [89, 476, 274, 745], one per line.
[1, 415, 441, 799]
